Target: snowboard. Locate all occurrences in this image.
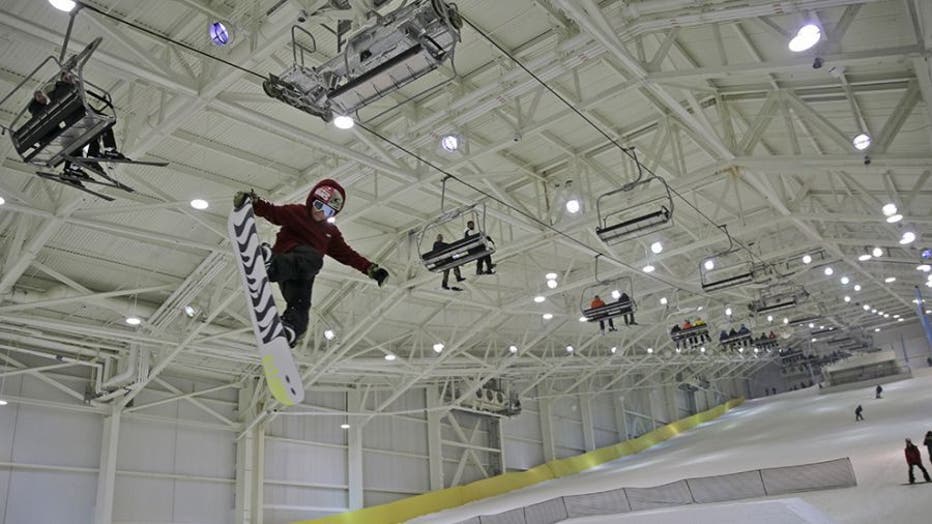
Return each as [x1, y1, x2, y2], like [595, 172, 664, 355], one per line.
[228, 198, 305, 406]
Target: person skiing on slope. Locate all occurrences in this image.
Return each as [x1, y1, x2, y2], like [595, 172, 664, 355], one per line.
[234, 179, 389, 347]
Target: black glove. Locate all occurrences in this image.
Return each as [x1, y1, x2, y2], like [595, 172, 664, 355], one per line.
[367, 264, 389, 287]
[233, 189, 257, 208]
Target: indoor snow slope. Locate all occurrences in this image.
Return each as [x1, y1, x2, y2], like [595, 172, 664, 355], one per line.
[413, 369, 932, 524]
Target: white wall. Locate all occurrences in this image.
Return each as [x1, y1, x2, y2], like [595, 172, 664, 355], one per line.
[871, 320, 932, 368]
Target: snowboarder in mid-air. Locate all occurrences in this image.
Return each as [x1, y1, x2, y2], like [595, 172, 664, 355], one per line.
[234, 179, 389, 347]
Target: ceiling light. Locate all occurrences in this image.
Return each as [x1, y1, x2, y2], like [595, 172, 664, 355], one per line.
[703, 259, 715, 271]
[767, 315, 773, 322]
[725, 307, 732, 316]
[190, 198, 209, 210]
[578, 316, 587, 322]
[811, 338, 817, 342]
[340, 423, 351, 429]
[660, 297, 668, 305]
[852, 133, 872, 151]
[854, 284, 862, 291]
[384, 353, 396, 361]
[48, 0, 77, 12]
[610, 346, 617, 354]
[881, 203, 898, 217]
[874, 328, 881, 332]
[439, 134, 459, 153]
[700, 346, 706, 353]
[893, 314, 900, 319]
[844, 296, 851, 303]
[0, 400, 7, 406]
[808, 323, 815, 329]
[650, 241, 663, 254]
[824, 267, 834, 276]
[542, 313, 553, 320]
[566, 345, 574, 353]
[183, 305, 199, 318]
[884, 277, 896, 283]
[884, 314, 889, 318]
[840, 276, 849, 285]
[611, 289, 621, 300]
[324, 329, 336, 340]
[863, 304, 871, 311]
[697, 306, 703, 312]
[125, 316, 142, 326]
[642, 264, 655, 273]
[646, 347, 653, 354]
[871, 309, 877, 313]
[783, 318, 789, 325]
[872, 247, 884, 258]
[802, 254, 812, 264]
[898, 318, 904, 321]
[886, 214, 903, 224]
[900, 231, 916, 245]
[820, 325, 824, 329]
[509, 345, 518, 353]
[858, 254, 872, 262]
[565, 199, 581, 214]
[546, 279, 558, 289]
[209, 21, 231, 46]
[917, 264, 931, 272]
[533, 295, 546, 303]
[432, 342, 444, 353]
[0, 196, 6, 206]
[788, 24, 821, 52]
[545, 272, 558, 280]
[332, 115, 354, 129]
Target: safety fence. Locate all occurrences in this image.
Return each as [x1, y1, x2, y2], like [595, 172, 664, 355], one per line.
[294, 399, 744, 524]
[454, 457, 857, 524]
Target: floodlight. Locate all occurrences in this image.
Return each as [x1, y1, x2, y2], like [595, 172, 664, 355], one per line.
[546, 279, 558, 289]
[125, 316, 142, 326]
[703, 259, 715, 270]
[900, 231, 916, 245]
[509, 345, 518, 353]
[650, 241, 663, 254]
[542, 313, 553, 320]
[884, 277, 896, 283]
[881, 203, 897, 216]
[886, 214, 903, 224]
[190, 198, 209, 210]
[324, 329, 336, 340]
[440, 134, 459, 152]
[802, 254, 812, 264]
[823, 267, 834, 276]
[565, 199, 581, 214]
[642, 264, 655, 273]
[840, 276, 849, 285]
[788, 24, 821, 52]
[432, 342, 444, 353]
[660, 297, 668, 305]
[49, 0, 77, 12]
[332, 115, 355, 129]
[545, 272, 558, 280]
[872, 247, 883, 258]
[533, 295, 546, 303]
[854, 284, 861, 291]
[852, 133, 872, 151]
[858, 254, 872, 261]
[566, 345, 574, 353]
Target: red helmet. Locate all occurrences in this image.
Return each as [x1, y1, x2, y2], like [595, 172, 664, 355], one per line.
[307, 179, 346, 216]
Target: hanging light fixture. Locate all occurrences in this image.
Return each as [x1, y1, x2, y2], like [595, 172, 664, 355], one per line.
[788, 24, 821, 52]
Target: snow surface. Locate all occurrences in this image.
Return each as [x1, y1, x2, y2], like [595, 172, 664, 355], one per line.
[413, 369, 932, 524]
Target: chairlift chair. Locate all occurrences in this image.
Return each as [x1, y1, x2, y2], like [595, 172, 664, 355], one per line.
[749, 284, 808, 315]
[0, 26, 167, 200]
[579, 256, 638, 324]
[264, 0, 462, 120]
[418, 179, 494, 273]
[699, 227, 770, 292]
[595, 158, 674, 245]
[671, 320, 712, 349]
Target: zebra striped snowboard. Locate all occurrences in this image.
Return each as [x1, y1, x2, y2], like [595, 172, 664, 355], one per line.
[228, 198, 305, 406]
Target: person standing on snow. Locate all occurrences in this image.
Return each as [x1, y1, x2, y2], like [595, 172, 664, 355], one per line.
[905, 438, 932, 484]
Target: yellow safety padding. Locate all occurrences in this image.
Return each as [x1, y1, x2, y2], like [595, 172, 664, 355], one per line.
[294, 397, 744, 524]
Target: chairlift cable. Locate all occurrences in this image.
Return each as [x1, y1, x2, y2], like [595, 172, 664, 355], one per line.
[459, 15, 770, 268]
[68, 2, 750, 314]
[75, 2, 266, 81]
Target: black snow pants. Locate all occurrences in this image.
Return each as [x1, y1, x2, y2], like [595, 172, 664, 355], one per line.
[266, 245, 323, 338]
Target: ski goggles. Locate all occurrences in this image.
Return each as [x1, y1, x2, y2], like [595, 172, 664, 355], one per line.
[311, 199, 337, 218]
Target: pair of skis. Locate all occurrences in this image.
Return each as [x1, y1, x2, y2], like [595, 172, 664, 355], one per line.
[36, 155, 167, 201]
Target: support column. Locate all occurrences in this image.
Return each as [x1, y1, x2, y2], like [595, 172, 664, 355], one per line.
[347, 390, 364, 510]
[663, 379, 679, 422]
[613, 395, 628, 442]
[93, 407, 121, 524]
[235, 380, 264, 524]
[425, 386, 444, 490]
[648, 387, 663, 429]
[538, 398, 556, 462]
[579, 395, 596, 451]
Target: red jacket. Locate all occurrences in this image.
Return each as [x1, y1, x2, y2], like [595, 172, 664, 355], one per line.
[906, 443, 922, 465]
[253, 198, 372, 274]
